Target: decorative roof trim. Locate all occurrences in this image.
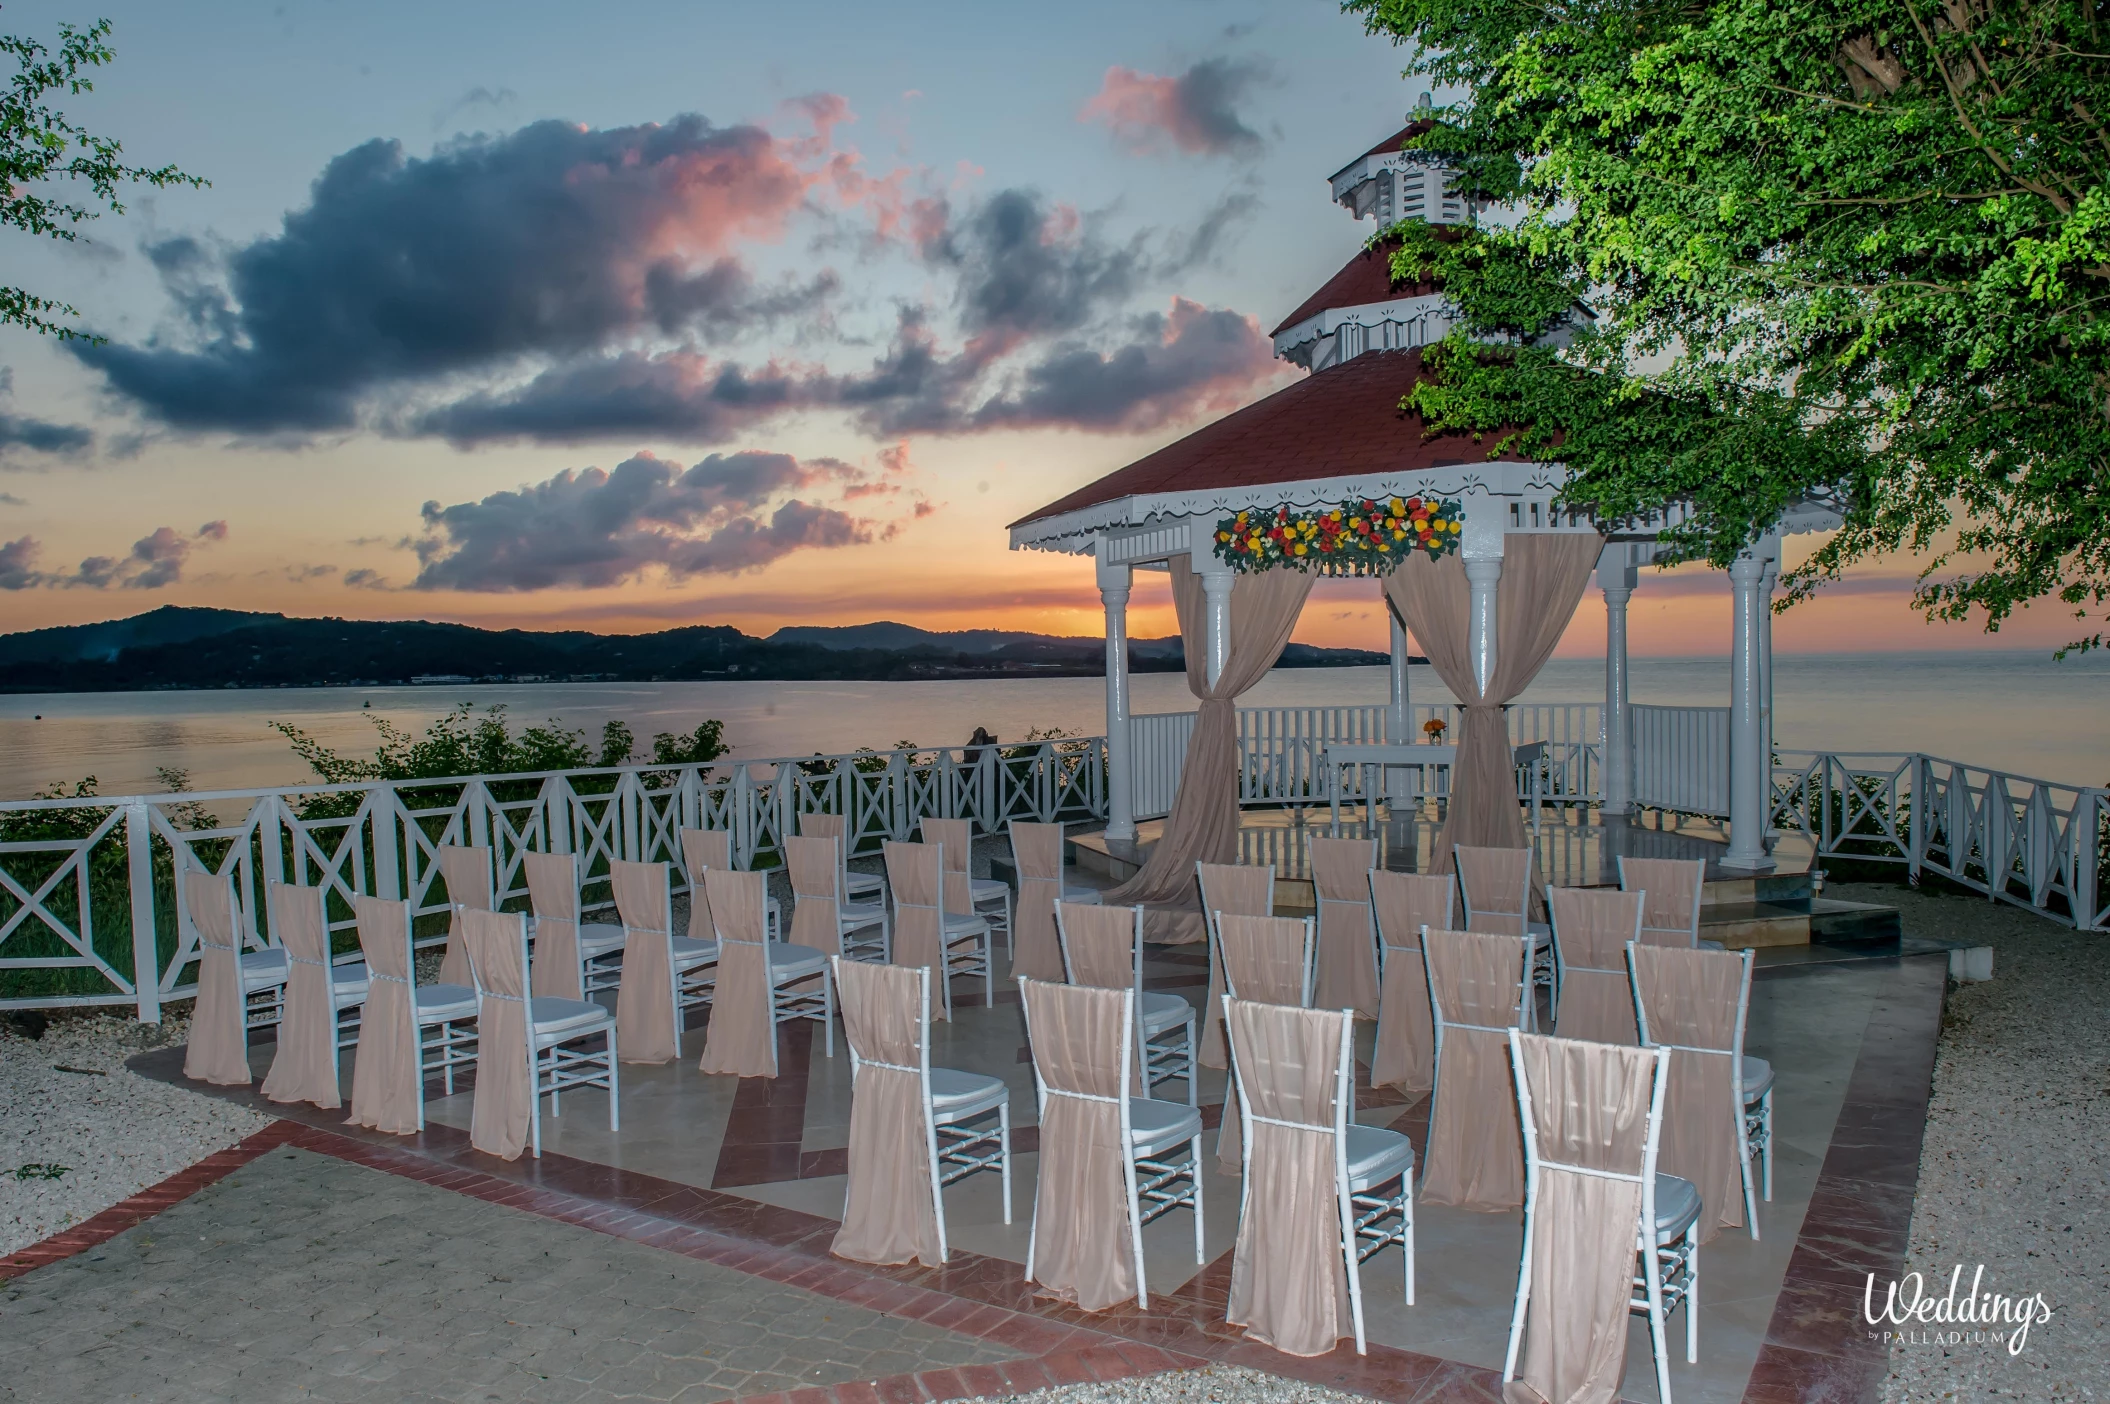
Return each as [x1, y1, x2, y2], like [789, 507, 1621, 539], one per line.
[1272, 292, 1452, 357]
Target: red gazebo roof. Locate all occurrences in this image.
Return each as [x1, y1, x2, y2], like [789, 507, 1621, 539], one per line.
[1270, 236, 1441, 338]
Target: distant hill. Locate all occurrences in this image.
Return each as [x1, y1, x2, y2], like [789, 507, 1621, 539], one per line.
[0, 607, 1394, 694]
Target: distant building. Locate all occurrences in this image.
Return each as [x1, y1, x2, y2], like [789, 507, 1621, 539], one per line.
[409, 674, 473, 685]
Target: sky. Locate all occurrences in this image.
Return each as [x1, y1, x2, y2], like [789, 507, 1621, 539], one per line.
[0, 0, 2083, 659]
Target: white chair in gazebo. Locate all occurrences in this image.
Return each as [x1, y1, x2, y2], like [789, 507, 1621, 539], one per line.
[612, 858, 717, 1056]
[521, 850, 628, 997]
[350, 894, 477, 1123]
[1619, 856, 1728, 951]
[883, 840, 994, 1013]
[700, 867, 836, 1063]
[460, 907, 619, 1159]
[784, 834, 888, 961]
[921, 817, 1012, 956]
[1055, 900, 1198, 1106]
[678, 827, 780, 939]
[798, 810, 887, 907]
[1454, 844, 1557, 1024]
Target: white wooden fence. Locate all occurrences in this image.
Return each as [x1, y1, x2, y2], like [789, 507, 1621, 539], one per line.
[1632, 704, 1731, 816]
[0, 738, 1102, 1019]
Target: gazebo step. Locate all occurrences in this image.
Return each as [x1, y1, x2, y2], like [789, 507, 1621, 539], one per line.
[1700, 900, 1812, 949]
[1809, 897, 1904, 945]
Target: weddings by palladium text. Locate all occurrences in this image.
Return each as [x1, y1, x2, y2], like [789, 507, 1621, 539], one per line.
[1864, 1266, 2053, 1355]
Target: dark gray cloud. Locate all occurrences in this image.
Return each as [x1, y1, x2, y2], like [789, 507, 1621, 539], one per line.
[0, 493, 28, 507]
[0, 368, 95, 464]
[0, 521, 226, 590]
[408, 352, 821, 447]
[0, 537, 38, 590]
[1082, 58, 1270, 157]
[924, 188, 1145, 347]
[412, 450, 880, 591]
[73, 116, 824, 432]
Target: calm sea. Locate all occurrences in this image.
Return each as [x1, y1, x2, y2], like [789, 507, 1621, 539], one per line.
[0, 650, 2101, 800]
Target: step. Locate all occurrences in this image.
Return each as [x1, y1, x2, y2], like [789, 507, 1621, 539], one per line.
[1700, 901, 1812, 949]
[1808, 897, 1904, 945]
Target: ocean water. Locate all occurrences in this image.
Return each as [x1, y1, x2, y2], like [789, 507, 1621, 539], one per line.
[0, 650, 2101, 800]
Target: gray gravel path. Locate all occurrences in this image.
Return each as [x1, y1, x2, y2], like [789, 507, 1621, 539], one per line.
[1840, 882, 2110, 1402]
[953, 1366, 1369, 1404]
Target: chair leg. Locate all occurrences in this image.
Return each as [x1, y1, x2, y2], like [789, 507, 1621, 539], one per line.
[1404, 1167, 1416, 1306]
[1684, 1233, 1699, 1364]
[824, 967, 836, 1059]
[1738, 1116, 1761, 1241]
[1643, 1234, 1673, 1404]
[999, 1100, 1013, 1226]
[607, 1026, 621, 1132]
[1503, 1209, 1534, 1382]
[1190, 1134, 1205, 1266]
[1762, 1093, 1774, 1201]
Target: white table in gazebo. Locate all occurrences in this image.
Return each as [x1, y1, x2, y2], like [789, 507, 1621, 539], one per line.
[1322, 740, 1549, 833]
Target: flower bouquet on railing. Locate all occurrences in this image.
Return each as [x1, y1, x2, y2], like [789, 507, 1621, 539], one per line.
[1421, 717, 1448, 743]
[1214, 496, 1462, 576]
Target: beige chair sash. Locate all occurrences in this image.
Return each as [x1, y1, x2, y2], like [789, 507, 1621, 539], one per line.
[1622, 857, 1706, 947]
[612, 859, 678, 1064]
[680, 827, 733, 942]
[348, 894, 421, 1134]
[830, 958, 945, 1267]
[181, 872, 252, 1086]
[1196, 861, 1272, 1069]
[1213, 912, 1309, 1173]
[1456, 844, 1532, 935]
[434, 844, 494, 988]
[1422, 927, 1529, 1211]
[1307, 836, 1379, 1018]
[696, 868, 778, 1078]
[1010, 821, 1068, 983]
[1019, 977, 1138, 1312]
[1629, 943, 1747, 1242]
[785, 834, 847, 956]
[521, 850, 584, 1001]
[884, 841, 951, 1022]
[1368, 871, 1452, 1094]
[260, 881, 341, 1110]
[1549, 887, 1643, 1046]
[462, 908, 533, 1161]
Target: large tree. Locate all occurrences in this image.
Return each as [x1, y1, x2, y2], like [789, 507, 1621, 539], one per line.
[1347, 0, 2110, 652]
[2, 18, 204, 341]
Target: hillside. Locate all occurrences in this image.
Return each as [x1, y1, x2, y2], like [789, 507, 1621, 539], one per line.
[0, 607, 1394, 693]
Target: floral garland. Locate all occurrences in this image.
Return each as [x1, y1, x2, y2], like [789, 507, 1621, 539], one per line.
[1213, 495, 1464, 576]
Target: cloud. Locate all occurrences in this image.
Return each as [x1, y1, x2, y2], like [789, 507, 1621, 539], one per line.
[283, 563, 338, 583]
[434, 84, 517, 131]
[0, 521, 226, 590]
[1081, 59, 1269, 157]
[411, 450, 883, 591]
[73, 115, 834, 433]
[0, 368, 95, 465]
[344, 568, 388, 589]
[0, 493, 27, 507]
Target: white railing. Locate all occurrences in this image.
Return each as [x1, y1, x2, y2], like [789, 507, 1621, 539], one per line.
[0, 738, 1104, 1019]
[1130, 702, 1603, 819]
[1771, 751, 2108, 932]
[1632, 704, 1731, 817]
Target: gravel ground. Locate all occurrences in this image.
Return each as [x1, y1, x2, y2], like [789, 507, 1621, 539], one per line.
[0, 1009, 270, 1258]
[956, 1365, 1367, 1404]
[1837, 881, 2110, 1402]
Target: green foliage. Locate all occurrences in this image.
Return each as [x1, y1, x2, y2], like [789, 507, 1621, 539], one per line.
[2, 18, 206, 339]
[275, 704, 621, 784]
[1348, 0, 2110, 653]
[650, 720, 728, 766]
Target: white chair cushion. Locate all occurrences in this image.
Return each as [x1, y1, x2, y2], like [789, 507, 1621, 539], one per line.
[837, 901, 887, 928]
[1139, 991, 1194, 1034]
[670, 937, 718, 969]
[1060, 886, 1102, 905]
[1741, 1055, 1775, 1102]
[970, 878, 1009, 902]
[943, 912, 989, 939]
[577, 922, 626, 958]
[845, 870, 885, 895]
[1699, 938, 1728, 952]
[529, 996, 609, 1037]
[1127, 1097, 1203, 1158]
[1344, 1125, 1415, 1192]
[415, 983, 478, 1020]
[1653, 1172, 1702, 1243]
[928, 1066, 1008, 1121]
[239, 947, 289, 991]
[330, 961, 371, 1007]
[767, 942, 828, 982]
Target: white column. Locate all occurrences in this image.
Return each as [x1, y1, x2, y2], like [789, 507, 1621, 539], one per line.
[1759, 547, 1779, 761]
[1598, 547, 1637, 815]
[1096, 546, 1136, 842]
[1724, 548, 1771, 869]
[1386, 607, 1412, 742]
[1199, 561, 1235, 689]
[1464, 558, 1503, 697]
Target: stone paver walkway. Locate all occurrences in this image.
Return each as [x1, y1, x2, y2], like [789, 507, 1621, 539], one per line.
[0, 1147, 1016, 1404]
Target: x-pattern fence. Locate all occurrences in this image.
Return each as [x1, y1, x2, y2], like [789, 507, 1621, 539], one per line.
[0, 738, 1104, 1019]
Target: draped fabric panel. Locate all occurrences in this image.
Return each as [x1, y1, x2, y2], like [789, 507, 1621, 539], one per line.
[1213, 912, 1311, 1173]
[1224, 998, 1353, 1358]
[521, 851, 584, 1001]
[1105, 556, 1313, 942]
[1194, 862, 1273, 1069]
[1621, 858, 1706, 947]
[1056, 900, 1139, 990]
[1457, 844, 1534, 936]
[1307, 836, 1379, 1018]
[260, 882, 341, 1110]
[463, 909, 533, 1161]
[1505, 1034, 1654, 1404]
[1368, 871, 1453, 1094]
[786, 835, 847, 956]
[1630, 944, 1747, 1242]
[831, 958, 945, 1266]
[182, 874, 253, 1086]
[680, 828, 733, 942]
[697, 868, 778, 1078]
[1549, 887, 1643, 1046]
[348, 894, 421, 1134]
[1021, 977, 1140, 1311]
[434, 844, 494, 989]
[612, 860, 679, 1064]
[1383, 536, 1603, 875]
[884, 841, 951, 1022]
[1009, 821, 1069, 983]
[1422, 927, 1530, 1211]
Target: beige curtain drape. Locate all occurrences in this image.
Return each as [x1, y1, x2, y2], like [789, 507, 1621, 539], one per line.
[1368, 871, 1452, 1094]
[1423, 927, 1530, 1211]
[1020, 976, 1139, 1311]
[1105, 556, 1313, 941]
[1055, 901, 1147, 1096]
[612, 859, 679, 1064]
[884, 841, 952, 1022]
[1308, 836, 1379, 1018]
[1383, 536, 1603, 874]
[697, 868, 779, 1078]
[348, 894, 420, 1134]
[1505, 1033, 1654, 1404]
[521, 851, 584, 1001]
[1224, 998, 1353, 1358]
[1630, 944, 1746, 1242]
[1195, 862, 1273, 1068]
[1214, 912, 1311, 1174]
[260, 882, 341, 1110]
[463, 909, 532, 1161]
[831, 958, 945, 1266]
[680, 827, 732, 942]
[434, 844, 494, 988]
[182, 873, 253, 1086]
[1623, 858, 1705, 946]
[1550, 888, 1642, 1046]
[1010, 821, 1069, 983]
[785, 835, 846, 956]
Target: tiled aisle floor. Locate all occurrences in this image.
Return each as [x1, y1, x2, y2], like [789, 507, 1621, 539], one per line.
[68, 943, 1942, 1404]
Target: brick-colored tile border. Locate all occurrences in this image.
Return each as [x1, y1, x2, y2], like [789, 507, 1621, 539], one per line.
[0, 1121, 298, 1282]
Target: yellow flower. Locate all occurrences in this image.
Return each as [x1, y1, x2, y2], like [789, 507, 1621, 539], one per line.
[1349, 516, 1363, 529]
[1393, 528, 1406, 540]
[1248, 535, 1262, 549]
[1431, 518, 1446, 531]
[1217, 530, 1231, 542]
[1389, 497, 1405, 515]
[1448, 521, 1460, 533]
[1294, 543, 1308, 556]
